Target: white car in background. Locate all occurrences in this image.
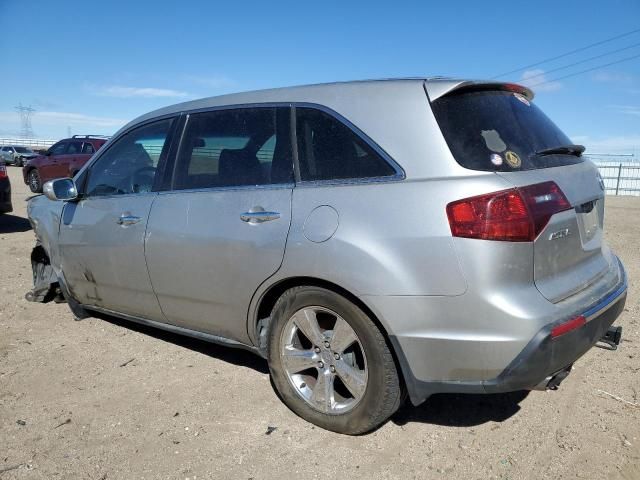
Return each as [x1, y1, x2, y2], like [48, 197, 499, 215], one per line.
[0, 145, 38, 167]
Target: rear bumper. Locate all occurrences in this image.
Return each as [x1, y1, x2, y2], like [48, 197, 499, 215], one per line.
[0, 178, 12, 214]
[483, 273, 626, 394]
[366, 257, 627, 405]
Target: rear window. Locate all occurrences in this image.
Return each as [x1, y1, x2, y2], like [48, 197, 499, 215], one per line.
[431, 90, 582, 171]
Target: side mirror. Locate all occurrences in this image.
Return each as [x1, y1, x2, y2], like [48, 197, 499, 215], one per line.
[43, 178, 78, 201]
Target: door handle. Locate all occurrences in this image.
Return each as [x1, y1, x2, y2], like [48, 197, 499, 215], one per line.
[240, 211, 280, 223]
[117, 214, 141, 226]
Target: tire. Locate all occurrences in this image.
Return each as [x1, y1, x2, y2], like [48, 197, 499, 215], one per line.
[16, 157, 23, 167]
[267, 286, 402, 435]
[28, 169, 42, 193]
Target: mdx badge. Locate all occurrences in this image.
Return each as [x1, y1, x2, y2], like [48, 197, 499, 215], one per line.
[549, 228, 571, 240]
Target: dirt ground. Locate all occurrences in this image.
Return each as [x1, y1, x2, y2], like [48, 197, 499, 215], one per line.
[0, 166, 639, 480]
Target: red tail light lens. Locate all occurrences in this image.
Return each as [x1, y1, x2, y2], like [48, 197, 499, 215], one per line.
[446, 181, 571, 242]
[551, 315, 586, 339]
[519, 181, 571, 236]
[0, 164, 7, 179]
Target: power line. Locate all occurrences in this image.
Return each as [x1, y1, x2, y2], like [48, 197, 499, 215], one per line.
[520, 41, 640, 82]
[492, 27, 640, 79]
[524, 51, 640, 88]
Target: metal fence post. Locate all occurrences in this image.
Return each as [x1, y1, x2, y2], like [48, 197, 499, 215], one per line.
[615, 163, 623, 195]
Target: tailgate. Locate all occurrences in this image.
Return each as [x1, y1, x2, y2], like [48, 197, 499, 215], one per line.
[497, 161, 607, 302]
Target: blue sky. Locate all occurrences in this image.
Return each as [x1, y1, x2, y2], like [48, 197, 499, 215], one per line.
[1, 0, 639, 155]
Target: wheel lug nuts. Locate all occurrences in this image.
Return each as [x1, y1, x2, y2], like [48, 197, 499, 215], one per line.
[314, 347, 321, 353]
[330, 366, 336, 373]
[324, 341, 330, 348]
[334, 353, 340, 360]
[317, 361, 324, 368]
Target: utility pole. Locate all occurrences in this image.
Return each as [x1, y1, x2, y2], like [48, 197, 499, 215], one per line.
[15, 103, 36, 139]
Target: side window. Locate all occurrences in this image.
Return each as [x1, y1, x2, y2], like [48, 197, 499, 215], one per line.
[49, 142, 67, 156]
[84, 118, 173, 197]
[173, 107, 292, 190]
[82, 143, 95, 154]
[67, 141, 82, 154]
[296, 108, 396, 181]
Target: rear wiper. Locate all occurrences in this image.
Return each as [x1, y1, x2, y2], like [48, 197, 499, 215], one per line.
[533, 144, 585, 157]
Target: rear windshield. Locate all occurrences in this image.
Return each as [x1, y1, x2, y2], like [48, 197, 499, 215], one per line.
[431, 90, 583, 171]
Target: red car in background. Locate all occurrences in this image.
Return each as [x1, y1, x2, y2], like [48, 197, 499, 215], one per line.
[23, 135, 108, 192]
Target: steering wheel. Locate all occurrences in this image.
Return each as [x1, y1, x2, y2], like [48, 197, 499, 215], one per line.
[129, 166, 157, 193]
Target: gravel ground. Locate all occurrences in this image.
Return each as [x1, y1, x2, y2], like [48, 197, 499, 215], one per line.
[1, 166, 639, 480]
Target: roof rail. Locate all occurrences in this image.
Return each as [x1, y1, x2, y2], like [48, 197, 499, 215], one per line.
[71, 134, 111, 139]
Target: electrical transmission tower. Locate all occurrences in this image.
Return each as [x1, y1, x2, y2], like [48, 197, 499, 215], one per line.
[15, 103, 36, 139]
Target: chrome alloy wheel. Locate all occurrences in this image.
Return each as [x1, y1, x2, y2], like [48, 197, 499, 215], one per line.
[280, 306, 368, 414]
[29, 170, 40, 192]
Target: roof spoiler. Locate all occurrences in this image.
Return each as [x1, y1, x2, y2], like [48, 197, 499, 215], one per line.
[425, 80, 534, 102]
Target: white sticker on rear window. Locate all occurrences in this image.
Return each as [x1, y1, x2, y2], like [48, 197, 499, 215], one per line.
[490, 153, 503, 166]
[481, 130, 507, 153]
[514, 93, 531, 106]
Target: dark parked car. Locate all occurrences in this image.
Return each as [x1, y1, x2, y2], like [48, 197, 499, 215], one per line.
[23, 135, 108, 192]
[0, 145, 38, 167]
[0, 159, 12, 214]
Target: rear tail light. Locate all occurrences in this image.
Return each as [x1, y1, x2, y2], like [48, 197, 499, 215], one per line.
[0, 164, 7, 179]
[551, 315, 586, 339]
[446, 181, 571, 242]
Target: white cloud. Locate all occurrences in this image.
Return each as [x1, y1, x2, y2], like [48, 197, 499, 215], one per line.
[571, 134, 640, 155]
[520, 69, 562, 93]
[591, 71, 634, 85]
[0, 110, 126, 137]
[608, 105, 640, 117]
[33, 98, 62, 110]
[89, 85, 190, 98]
[37, 111, 127, 127]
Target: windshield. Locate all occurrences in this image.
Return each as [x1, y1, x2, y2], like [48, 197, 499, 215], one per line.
[14, 147, 33, 153]
[431, 90, 583, 171]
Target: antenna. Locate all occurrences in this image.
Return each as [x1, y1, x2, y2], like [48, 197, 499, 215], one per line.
[15, 103, 36, 139]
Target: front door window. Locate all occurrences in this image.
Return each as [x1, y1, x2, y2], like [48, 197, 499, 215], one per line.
[85, 119, 174, 196]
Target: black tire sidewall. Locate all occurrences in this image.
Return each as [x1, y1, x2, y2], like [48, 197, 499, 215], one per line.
[268, 286, 399, 434]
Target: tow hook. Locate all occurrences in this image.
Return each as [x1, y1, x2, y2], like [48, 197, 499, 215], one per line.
[597, 326, 623, 351]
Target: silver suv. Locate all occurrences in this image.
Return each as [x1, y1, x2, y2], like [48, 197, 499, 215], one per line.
[0, 145, 37, 167]
[27, 79, 627, 434]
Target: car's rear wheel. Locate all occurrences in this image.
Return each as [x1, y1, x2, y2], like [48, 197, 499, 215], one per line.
[268, 286, 402, 434]
[16, 157, 23, 167]
[28, 169, 42, 193]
